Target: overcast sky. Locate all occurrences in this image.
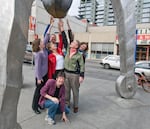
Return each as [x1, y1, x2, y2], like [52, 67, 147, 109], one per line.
[68, 0, 80, 16]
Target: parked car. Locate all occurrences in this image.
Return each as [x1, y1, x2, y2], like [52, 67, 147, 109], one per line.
[23, 44, 34, 64]
[135, 61, 150, 79]
[100, 55, 120, 69]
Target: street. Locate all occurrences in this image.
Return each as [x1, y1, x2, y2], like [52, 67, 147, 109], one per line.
[23, 59, 120, 84]
[20, 60, 150, 129]
[85, 60, 120, 81]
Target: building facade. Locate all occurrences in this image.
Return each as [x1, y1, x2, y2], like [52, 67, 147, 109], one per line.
[28, 0, 150, 61]
[74, 26, 116, 59]
[96, 0, 115, 26]
[28, 0, 87, 42]
[74, 24, 150, 61]
[136, 0, 150, 23]
[79, 0, 150, 26]
[79, 0, 98, 24]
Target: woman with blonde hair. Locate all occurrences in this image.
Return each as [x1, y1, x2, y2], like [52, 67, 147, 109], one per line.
[47, 41, 64, 79]
[47, 19, 65, 79]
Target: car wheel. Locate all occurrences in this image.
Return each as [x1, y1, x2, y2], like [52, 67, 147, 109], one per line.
[104, 64, 110, 69]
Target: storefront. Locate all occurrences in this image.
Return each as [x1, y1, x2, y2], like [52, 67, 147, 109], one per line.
[136, 45, 150, 61]
[116, 32, 150, 61]
[136, 33, 150, 61]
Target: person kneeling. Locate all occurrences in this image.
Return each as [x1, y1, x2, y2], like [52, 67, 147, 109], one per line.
[39, 72, 69, 125]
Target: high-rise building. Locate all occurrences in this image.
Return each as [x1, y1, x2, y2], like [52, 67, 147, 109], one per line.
[78, 0, 150, 26]
[136, 0, 150, 23]
[97, 0, 115, 26]
[95, 1, 104, 26]
[78, 0, 98, 24]
[78, 0, 115, 26]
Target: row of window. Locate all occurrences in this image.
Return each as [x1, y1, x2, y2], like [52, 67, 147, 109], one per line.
[79, 0, 150, 26]
[138, 28, 150, 34]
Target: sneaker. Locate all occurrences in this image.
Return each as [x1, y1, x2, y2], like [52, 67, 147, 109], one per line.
[45, 115, 48, 121]
[47, 117, 56, 125]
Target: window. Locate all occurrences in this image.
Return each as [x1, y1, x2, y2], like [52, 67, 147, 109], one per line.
[142, 18, 150, 22]
[142, 13, 150, 17]
[91, 43, 114, 59]
[144, 0, 150, 2]
[143, 3, 150, 8]
[136, 63, 149, 69]
[143, 8, 150, 13]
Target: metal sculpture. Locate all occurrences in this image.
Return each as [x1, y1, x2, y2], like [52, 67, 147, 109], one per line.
[0, 0, 136, 129]
[0, 0, 34, 129]
[0, 0, 72, 129]
[42, 0, 73, 18]
[111, 0, 137, 98]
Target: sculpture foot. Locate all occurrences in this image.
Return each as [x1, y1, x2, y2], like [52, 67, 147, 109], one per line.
[116, 75, 136, 99]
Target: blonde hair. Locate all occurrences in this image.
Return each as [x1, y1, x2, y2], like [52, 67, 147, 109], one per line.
[75, 40, 80, 49]
[46, 42, 54, 50]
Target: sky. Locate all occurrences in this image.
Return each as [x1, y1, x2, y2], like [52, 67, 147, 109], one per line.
[68, 0, 80, 16]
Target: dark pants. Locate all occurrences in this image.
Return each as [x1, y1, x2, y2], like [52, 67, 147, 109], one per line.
[32, 74, 48, 111]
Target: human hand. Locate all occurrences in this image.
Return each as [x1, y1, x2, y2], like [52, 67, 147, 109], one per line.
[37, 79, 43, 84]
[51, 97, 59, 104]
[79, 77, 84, 83]
[58, 19, 64, 32]
[58, 19, 63, 27]
[61, 113, 69, 123]
[50, 16, 54, 25]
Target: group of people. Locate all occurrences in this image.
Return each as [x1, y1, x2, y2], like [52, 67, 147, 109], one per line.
[31, 16, 88, 125]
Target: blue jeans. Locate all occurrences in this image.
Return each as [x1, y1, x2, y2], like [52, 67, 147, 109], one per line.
[44, 99, 70, 120]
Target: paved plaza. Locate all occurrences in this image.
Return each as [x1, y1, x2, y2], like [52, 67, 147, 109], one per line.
[10, 64, 150, 129]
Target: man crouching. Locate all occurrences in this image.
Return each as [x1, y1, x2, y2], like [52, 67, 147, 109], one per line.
[39, 72, 69, 125]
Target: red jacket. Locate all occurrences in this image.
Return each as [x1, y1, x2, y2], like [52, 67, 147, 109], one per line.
[48, 34, 64, 79]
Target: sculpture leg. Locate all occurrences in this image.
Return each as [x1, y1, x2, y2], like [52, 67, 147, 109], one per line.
[111, 0, 137, 98]
[0, 0, 34, 129]
[0, 0, 72, 128]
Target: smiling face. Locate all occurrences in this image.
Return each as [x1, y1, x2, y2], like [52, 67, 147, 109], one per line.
[50, 34, 56, 43]
[55, 72, 66, 87]
[79, 44, 87, 51]
[79, 42, 88, 51]
[56, 76, 65, 87]
[70, 40, 80, 49]
[47, 42, 57, 52]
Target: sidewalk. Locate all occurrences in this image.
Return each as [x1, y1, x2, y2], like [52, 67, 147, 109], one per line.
[17, 64, 150, 129]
